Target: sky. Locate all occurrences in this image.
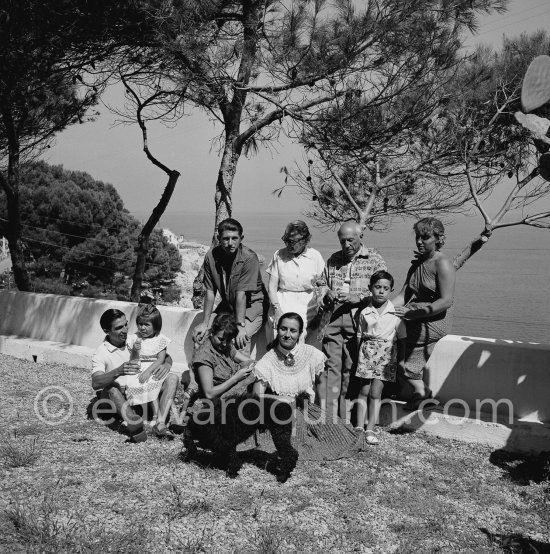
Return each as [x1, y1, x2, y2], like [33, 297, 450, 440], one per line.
[43, 0, 550, 219]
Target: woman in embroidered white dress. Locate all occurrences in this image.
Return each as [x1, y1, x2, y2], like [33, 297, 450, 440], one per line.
[253, 313, 363, 460]
[122, 305, 171, 432]
[266, 221, 325, 341]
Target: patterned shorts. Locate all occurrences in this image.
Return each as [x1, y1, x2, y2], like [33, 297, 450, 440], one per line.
[356, 339, 396, 382]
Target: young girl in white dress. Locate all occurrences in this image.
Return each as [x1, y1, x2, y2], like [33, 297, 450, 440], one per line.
[120, 304, 171, 419]
[355, 271, 407, 444]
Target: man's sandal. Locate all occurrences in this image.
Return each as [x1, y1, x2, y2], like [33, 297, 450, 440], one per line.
[365, 430, 380, 445]
[127, 420, 147, 443]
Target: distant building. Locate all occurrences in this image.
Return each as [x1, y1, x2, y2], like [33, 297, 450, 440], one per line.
[162, 228, 186, 249]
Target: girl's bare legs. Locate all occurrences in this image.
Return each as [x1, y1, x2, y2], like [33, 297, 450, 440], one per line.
[355, 379, 371, 430]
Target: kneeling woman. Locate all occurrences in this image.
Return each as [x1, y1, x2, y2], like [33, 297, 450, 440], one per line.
[192, 312, 255, 402]
[186, 312, 298, 480]
[253, 312, 362, 460]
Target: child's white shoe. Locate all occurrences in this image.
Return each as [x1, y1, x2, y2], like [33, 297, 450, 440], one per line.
[365, 430, 380, 445]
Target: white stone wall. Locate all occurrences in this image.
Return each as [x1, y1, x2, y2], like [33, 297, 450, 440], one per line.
[1, 291, 549, 426]
[0, 290, 203, 374]
[426, 335, 550, 424]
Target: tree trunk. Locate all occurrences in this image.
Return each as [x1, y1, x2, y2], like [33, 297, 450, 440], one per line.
[130, 170, 180, 302]
[191, 140, 240, 309]
[213, 141, 240, 239]
[130, 236, 149, 302]
[452, 226, 493, 270]
[191, 262, 206, 309]
[192, 1, 260, 308]
[5, 189, 31, 290]
[0, 152, 31, 291]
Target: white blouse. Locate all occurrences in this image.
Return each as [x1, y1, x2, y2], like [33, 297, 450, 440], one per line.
[266, 247, 325, 292]
[254, 344, 326, 401]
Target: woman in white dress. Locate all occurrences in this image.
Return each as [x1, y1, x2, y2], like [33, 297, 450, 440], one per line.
[266, 220, 325, 341]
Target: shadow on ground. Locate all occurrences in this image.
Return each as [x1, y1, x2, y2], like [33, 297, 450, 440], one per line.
[179, 447, 280, 479]
[388, 427, 416, 436]
[489, 449, 550, 485]
[480, 528, 550, 553]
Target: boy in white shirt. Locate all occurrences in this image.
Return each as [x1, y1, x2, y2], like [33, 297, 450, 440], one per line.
[355, 271, 406, 444]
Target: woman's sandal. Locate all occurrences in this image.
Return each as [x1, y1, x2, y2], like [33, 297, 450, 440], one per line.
[365, 430, 380, 445]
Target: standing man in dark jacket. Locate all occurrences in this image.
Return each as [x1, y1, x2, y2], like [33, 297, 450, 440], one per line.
[192, 218, 267, 356]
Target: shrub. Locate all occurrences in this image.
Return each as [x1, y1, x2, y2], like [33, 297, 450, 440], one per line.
[31, 278, 71, 296]
[160, 284, 181, 304]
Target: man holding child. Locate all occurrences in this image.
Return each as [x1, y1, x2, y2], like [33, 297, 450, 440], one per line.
[91, 308, 179, 442]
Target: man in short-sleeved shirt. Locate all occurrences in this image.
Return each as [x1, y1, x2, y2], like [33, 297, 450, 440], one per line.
[193, 218, 267, 356]
[91, 309, 178, 441]
[318, 221, 387, 422]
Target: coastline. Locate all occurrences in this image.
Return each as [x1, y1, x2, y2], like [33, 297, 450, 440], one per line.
[156, 214, 550, 343]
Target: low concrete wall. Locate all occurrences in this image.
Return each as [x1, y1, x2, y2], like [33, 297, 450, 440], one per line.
[0, 290, 203, 373]
[379, 401, 550, 455]
[425, 335, 550, 425]
[1, 291, 549, 452]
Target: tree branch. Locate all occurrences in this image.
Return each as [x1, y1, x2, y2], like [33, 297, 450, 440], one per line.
[465, 165, 491, 224]
[492, 167, 539, 224]
[121, 75, 172, 175]
[316, 148, 363, 221]
[236, 90, 347, 148]
[492, 210, 550, 230]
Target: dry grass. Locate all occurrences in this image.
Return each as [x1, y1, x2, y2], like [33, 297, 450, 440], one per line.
[0, 432, 40, 468]
[0, 354, 548, 553]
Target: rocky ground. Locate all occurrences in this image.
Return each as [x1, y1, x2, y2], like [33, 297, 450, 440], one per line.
[1, 354, 549, 553]
[174, 242, 209, 308]
[173, 242, 265, 308]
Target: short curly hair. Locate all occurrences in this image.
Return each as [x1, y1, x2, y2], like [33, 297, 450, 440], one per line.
[210, 312, 239, 342]
[282, 220, 311, 244]
[413, 217, 446, 248]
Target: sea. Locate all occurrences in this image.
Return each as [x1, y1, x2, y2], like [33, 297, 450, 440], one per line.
[134, 210, 550, 345]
